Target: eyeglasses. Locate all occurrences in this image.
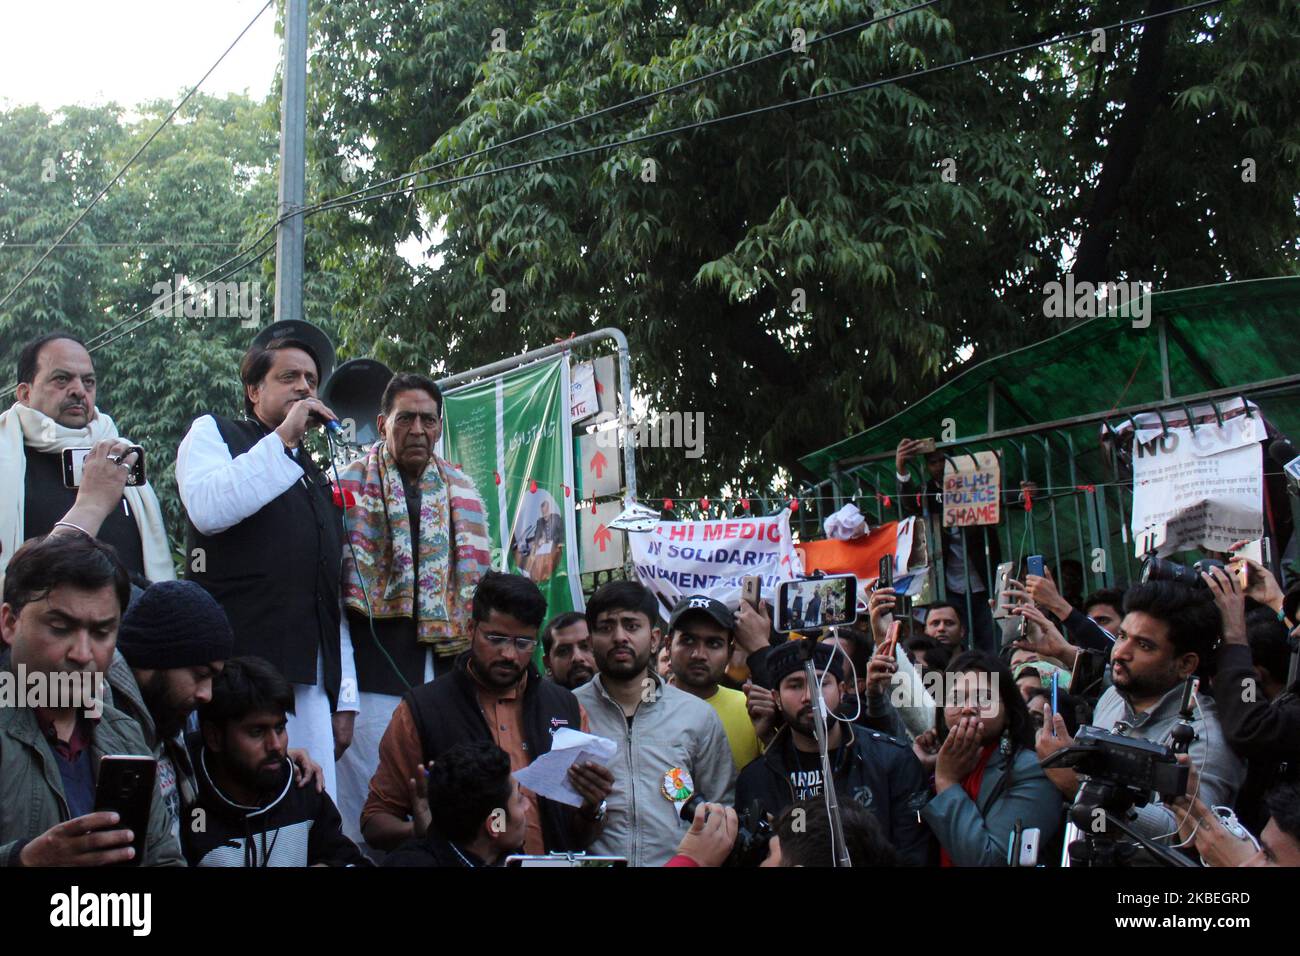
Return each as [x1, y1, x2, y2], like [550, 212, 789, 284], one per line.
[482, 633, 538, 653]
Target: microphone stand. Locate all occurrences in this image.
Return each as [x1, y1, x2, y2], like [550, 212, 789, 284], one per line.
[799, 633, 851, 867]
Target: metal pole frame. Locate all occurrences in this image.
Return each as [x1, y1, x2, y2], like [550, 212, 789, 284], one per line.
[273, 0, 307, 327]
[435, 327, 637, 503]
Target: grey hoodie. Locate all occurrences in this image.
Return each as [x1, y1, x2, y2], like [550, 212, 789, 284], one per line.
[575, 669, 736, 867]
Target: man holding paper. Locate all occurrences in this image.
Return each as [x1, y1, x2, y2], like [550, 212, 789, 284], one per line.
[361, 572, 613, 855]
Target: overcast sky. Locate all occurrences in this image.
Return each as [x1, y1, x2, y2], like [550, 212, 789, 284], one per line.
[0, 0, 279, 111]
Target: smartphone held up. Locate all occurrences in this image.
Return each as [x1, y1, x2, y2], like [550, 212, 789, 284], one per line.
[774, 573, 857, 633]
[62, 445, 147, 489]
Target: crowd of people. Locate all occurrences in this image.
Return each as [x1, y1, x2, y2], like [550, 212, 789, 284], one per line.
[1, 330, 1298, 868]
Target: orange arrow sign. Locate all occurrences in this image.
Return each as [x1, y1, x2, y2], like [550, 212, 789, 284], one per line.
[593, 523, 612, 552]
[590, 449, 608, 479]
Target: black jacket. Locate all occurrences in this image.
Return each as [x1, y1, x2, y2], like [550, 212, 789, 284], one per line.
[185, 415, 344, 704]
[382, 830, 501, 868]
[404, 654, 585, 852]
[734, 722, 931, 865]
[182, 735, 369, 867]
[1214, 643, 1300, 832]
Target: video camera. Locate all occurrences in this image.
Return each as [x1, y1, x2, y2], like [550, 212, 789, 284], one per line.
[1140, 556, 1228, 589]
[1041, 724, 1188, 807]
[679, 797, 774, 867]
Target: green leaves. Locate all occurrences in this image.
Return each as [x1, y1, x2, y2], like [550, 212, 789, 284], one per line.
[6, 0, 1293, 531]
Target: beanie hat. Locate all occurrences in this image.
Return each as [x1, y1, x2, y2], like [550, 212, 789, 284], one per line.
[117, 580, 234, 670]
[767, 639, 843, 688]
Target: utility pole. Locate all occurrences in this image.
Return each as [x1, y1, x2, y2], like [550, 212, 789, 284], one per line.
[273, 0, 307, 326]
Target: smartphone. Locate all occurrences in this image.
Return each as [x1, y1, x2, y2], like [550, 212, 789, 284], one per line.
[741, 575, 762, 611]
[63, 446, 147, 489]
[877, 555, 893, 591]
[1049, 672, 1059, 725]
[93, 755, 157, 867]
[990, 561, 1015, 619]
[896, 593, 913, 640]
[915, 437, 937, 454]
[1007, 826, 1041, 867]
[774, 574, 858, 633]
[1026, 554, 1045, 579]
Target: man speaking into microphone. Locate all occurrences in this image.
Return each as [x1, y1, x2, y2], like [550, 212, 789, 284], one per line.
[175, 335, 358, 801]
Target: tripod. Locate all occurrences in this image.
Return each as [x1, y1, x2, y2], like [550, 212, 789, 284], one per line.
[1065, 779, 1196, 868]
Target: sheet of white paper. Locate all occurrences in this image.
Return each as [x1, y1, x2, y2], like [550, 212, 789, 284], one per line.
[512, 728, 619, 808]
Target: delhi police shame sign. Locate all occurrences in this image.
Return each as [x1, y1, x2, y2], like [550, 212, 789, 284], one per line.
[629, 512, 798, 619]
[943, 451, 1001, 527]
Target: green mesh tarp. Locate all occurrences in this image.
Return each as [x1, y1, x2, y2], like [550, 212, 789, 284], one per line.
[801, 276, 1300, 479]
[795, 276, 1300, 591]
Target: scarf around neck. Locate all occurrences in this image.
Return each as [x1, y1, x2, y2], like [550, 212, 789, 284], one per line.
[337, 440, 492, 653]
[0, 403, 175, 584]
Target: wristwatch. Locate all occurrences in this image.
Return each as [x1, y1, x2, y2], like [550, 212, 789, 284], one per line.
[582, 799, 608, 823]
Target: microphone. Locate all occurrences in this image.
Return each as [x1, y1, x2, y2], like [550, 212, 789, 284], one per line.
[1269, 439, 1300, 492]
[307, 407, 342, 434]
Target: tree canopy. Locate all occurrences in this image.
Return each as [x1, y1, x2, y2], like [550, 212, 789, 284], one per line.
[1, 0, 1296, 544]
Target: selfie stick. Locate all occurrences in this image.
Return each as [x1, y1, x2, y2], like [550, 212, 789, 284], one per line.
[799, 634, 851, 867]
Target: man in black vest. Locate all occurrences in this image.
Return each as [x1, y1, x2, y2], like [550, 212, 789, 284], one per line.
[175, 337, 357, 802]
[361, 571, 613, 855]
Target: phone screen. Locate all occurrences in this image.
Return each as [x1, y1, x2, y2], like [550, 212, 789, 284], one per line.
[62, 446, 146, 488]
[775, 575, 858, 633]
[64, 447, 91, 488]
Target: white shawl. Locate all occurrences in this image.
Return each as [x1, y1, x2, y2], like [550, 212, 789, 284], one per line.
[0, 402, 175, 583]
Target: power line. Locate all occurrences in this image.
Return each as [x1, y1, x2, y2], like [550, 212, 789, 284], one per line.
[2, 0, 935, 352]
[0, 0, 275, 315]
[2, 0, 1226, 381]
[303, 0, 1227, 218]
[85, 239, 278, 357]
[0, 222, 279, 399]
[3, 0, 939, 373]
[0, 241, 247, 250]
[80, 219, 282, 351]
[312, 0, 942, 214]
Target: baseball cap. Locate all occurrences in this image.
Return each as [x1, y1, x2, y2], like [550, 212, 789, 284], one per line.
[668, 595, 735, 633]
